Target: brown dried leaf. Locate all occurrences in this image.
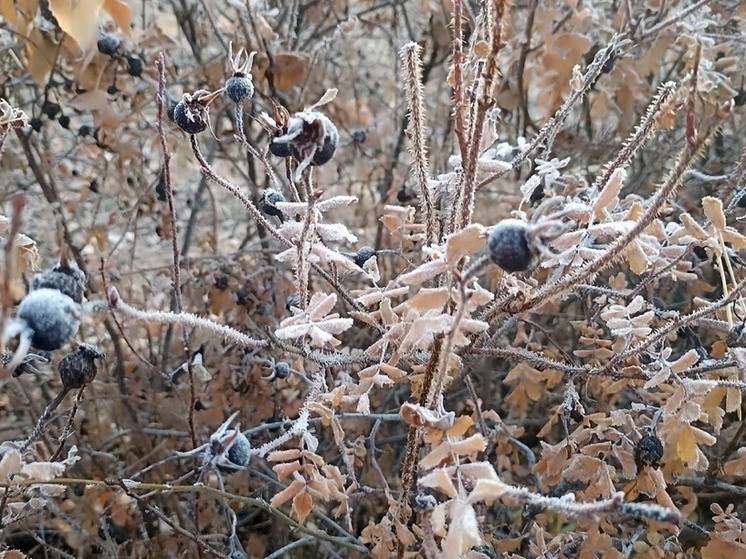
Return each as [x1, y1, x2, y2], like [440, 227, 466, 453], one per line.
[49, 0, 104, 49]
[702, 196, 726, 231]
[292, 490, 313, 524]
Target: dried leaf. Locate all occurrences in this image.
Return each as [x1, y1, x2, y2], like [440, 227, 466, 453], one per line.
[702, 196, 726, 231]
[49, 0, 104, 49]
[292, 490, 313, 524]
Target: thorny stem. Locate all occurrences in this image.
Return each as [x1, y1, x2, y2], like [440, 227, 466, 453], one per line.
[489, 124, 720, 318]
[156, 53, 198, 450]
[454, 0, 507, 233]
[0, 195, 24, 373]
[450, 0, 468, 166]
[109, 287, 269, 349]
[400, 42, 436, 245]
[297, 172, 317, 309]
[601, 278, 746, 373]
[475, 39, 620, 194]
[20, 388, 68, 452]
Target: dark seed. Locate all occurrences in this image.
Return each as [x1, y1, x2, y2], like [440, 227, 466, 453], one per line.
[635, 434, 664, 470]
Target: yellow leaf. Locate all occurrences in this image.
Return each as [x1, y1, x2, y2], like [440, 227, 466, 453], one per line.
[49, 0, 104, 50]
[26, 27, 59, 85]
[702, 196, 726, 231]
[676, 423, 697, 467]
[103, 0, 132, 36]
[292, 490, 313, 524]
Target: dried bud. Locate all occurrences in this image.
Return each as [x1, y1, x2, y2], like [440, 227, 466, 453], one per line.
[58, 344, 106, 390]
[635, 434, 664, 470]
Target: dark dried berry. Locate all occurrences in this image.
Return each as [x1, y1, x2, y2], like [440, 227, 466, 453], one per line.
[727, 323, 746, 348]
[273, 361, 291, 379]
[165, 91, 177, 123]
[58, 344, 106, 390]
[354, 246, 376, 268]
[29, 118, 43, 132]
[488, 219, 532, 272]
[261, 188, 286, 222]
[635, 434, 664, 470]
[286, 294, 300, 312]
[269, 138, 293, 158]
[270, 112, 338, 170]
[225, 73, 254, 104]
[97, 33, 120, 56]
[41, 101, 61, 120]
[32, 261, 86, 303]
[173, 90, 220, 135]
[58, 115, 70, 129]
[78, 124, 93, 137]
[107, 84, 119, 95]
[219, 432, 251, 472]
[126, 55, 144, 77]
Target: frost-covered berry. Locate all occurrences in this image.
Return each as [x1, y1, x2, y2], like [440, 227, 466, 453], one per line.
[354, 246, 376, 268]
[97, 33, 120, 56]
[272, 361, 291, 380]
[173, 90, 221, 135]
[126, 55, 144, 77]
[635, 434, 663, 470]
[58, 344, 106, 390]
[268, 137, 293, 158]
[12, 289, 81, 352]
[269, 112, 338, 173]
[260, 188, 286, 222]
[224, 45, 256, 104]
[221, 432, 251, 472]
[32, 261, 86, 303]
[226, 73, 254, 104]
[488, 219, 532, 272]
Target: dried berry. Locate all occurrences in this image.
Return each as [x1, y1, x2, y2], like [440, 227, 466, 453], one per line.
[32, 260, 86, 303]
[78, 124, 93, 137]
[126, 55, 144, 77]
[41, 101, 61, 120]
[58, 344, 106, 390]
[260, 188, 285, 222]
[58, 115, 70, 129]
[488, 219, 532, 272]
[29, 118, 43, 132]
[727, 323, 746, 348]
[173, 90, 221, 135]
[272, 361, 291, 380]
[225, 73, 254, 104]
[286, 294, 300, 312]
[97, 33, 120, 56]
[354, 246, 376, 268]
[269, 111, 339, 173]
[107, 84, 119, 95]
[635, 434, 664, 470]
[218, 431, 251, 473]
[269, 137, 293, 158]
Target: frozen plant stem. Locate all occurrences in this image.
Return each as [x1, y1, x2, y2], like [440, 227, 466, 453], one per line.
[108, 287, 268, 350]
[453, 0, 507, 232]
[400, 42, 436, 245]
[155, 52, 198, 449]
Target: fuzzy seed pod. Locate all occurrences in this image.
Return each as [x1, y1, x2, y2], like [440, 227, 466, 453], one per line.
[354, 246, 376, 268]
[32, 261, 86, 303]
[260, 189, 286, 222]
[488, 219, 532, 272]
[219, 432, 251, 473]
[58, 344, 106, 390]
[635, 434, 663, 470]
